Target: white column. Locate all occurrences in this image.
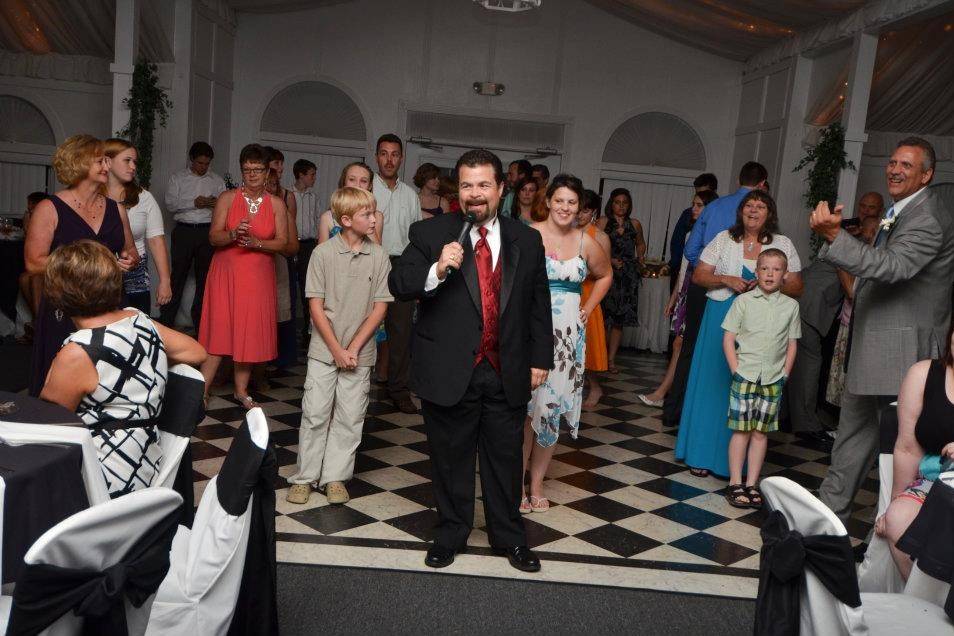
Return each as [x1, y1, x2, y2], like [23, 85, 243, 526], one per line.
[167, 0, 194, 172]
[110, 0, 141, 135]
[774, 54, 814, 260]
[836, 31, 878, 214]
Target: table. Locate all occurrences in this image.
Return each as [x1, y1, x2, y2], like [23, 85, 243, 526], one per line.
[0, 391, 82, 425]
[0, 239, 25, 322]
[1, 442, 90, 583]
[622, 275, 671, 353]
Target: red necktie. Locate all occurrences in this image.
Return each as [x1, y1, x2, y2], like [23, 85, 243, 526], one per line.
[474, 226, 500, 371]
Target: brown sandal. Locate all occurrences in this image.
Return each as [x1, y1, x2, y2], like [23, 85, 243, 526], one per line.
[725, 484, 752, 508]
[745, 485, 763, 508]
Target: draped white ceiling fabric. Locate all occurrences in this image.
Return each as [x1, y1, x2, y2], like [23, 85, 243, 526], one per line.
[585, 0, 867, 61]
[809, 12, 954, 136]
[0, 0, 172, 61]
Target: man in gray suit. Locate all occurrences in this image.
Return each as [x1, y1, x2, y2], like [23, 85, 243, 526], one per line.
[810, 137, 954, 522]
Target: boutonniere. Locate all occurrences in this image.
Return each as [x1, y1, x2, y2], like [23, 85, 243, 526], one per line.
[879, 216, 897, 233]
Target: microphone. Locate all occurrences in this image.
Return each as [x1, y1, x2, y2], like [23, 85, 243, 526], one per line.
[446, 212, 478, 276]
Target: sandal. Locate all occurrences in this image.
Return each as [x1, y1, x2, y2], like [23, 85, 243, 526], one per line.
[519, 497, 532, 515]
[725, 484, 752, 508]
[689, 467, 710, 478]
[529, 496, 550, 513]
[607, 363, 620, 374]
[234, 394, 260, 411]
[745, 485, 763, 509]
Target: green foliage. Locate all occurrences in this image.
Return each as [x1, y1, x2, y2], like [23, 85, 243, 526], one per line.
[117, 61, 172, 188]
[793, 122, 855, 255]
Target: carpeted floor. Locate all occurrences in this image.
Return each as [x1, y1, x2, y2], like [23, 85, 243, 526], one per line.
[276, 562, 755, 635]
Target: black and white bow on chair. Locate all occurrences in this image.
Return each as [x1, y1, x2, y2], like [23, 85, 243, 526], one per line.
[153, 363, 206, 526]
[6, 488, 183, 636]
[145, 406, 278, 636]
[756, 476, 952, 635]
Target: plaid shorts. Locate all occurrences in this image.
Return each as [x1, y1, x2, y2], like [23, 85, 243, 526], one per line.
[727, 373, 784, 433]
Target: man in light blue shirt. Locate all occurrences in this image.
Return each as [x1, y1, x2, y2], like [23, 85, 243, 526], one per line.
[683, 162, 769, 265]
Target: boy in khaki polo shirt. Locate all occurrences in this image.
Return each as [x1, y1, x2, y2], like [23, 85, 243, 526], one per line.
[722, 248, 800, 510]
[287, 187, 393, 505]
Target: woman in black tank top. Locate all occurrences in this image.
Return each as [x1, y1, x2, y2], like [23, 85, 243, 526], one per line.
[876, 320, 954, 580]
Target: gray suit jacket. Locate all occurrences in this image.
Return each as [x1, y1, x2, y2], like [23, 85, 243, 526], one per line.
[820, 188, 954, 395]
[798, 259, 844, 332]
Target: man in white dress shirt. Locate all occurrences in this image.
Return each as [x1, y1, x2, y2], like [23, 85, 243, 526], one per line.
[374, 133, 422, 414]
[159, 141, 226, 330]
[292, 158, 319, 336]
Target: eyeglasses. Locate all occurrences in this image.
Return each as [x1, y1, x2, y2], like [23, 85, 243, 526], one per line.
[241, 167, 267, 175]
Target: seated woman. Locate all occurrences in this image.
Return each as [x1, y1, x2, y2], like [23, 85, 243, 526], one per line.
[40, 240, 206, 499]
[876, 318, 954, 580]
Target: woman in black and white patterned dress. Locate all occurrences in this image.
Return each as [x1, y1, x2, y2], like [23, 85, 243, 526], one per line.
[40, 240, 206, 498]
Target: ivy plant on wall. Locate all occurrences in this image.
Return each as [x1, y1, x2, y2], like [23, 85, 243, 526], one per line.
[117, 60, 172, 188]
[793, 122, 855, 256]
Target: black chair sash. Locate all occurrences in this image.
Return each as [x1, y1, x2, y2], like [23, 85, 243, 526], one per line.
[754, 510, 861, 636]
[7, 505, 181, 636]
[896, 478, 954, 621]
[156, 370, 205, 437]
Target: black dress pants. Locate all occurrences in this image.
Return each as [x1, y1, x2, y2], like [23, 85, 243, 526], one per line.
[159, 222, 213, 329]
[421, 360, 526, 550]
[386, 255, 413, 400]
[662, 282, 707, 427]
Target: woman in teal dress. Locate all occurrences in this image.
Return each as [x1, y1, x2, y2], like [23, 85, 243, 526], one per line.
[675, 191, 802, 478]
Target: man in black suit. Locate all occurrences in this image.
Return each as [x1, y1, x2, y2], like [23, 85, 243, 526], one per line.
[389, 149, 553, 572]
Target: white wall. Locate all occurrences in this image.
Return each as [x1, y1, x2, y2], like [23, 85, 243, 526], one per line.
[228, 0, 741, 196]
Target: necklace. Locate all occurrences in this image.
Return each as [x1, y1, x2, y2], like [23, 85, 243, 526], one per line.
[243, 188, 264, 215]
[71, 192, 101, 219]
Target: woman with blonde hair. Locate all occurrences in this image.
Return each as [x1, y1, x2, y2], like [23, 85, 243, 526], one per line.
[103, 138, 171, 315]
[25, 134, 138, 396]
[317, 161, 384, 244]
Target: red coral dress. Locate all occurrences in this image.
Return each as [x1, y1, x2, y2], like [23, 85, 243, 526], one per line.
[198, 191, 277, 362]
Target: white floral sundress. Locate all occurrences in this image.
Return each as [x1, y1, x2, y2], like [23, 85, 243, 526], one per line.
[528, 251, 587, 448]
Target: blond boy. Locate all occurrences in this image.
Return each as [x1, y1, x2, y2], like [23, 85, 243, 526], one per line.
[722, 248, 800, 508]
[287, 187, 392, 505]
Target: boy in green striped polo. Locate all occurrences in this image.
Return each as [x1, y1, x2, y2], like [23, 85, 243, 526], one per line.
[722, 248, 800, 508]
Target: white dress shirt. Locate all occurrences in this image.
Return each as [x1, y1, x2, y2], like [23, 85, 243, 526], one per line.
[890, 186, 926, 218]
[293, 186, 321, 240]
[375, 173, 420, 256]
[165, 169, 226, 224]
[424, 215, 500, 291]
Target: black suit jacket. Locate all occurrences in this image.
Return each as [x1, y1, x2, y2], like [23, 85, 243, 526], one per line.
[388, 212, 553, 408]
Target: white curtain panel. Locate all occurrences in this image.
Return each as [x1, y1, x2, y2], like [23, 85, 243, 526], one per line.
[601, 176, 694, 261]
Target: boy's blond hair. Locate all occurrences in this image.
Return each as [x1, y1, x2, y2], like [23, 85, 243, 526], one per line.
[757, 247, 788, 269]
[331, 187, 376, 226]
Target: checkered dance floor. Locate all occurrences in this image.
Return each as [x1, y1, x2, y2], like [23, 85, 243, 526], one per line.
[194, 347, 877, 598]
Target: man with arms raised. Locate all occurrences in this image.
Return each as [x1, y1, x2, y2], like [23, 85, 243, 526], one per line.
[811, 137, 954, 522]
[389, 149, 552, 572]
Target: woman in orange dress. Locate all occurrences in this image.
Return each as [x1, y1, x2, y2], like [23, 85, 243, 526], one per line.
[198, 144, 288, 408]
[579, 190, 610, 408]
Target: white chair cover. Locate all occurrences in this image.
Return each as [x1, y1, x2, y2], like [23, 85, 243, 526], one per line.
[17, 488, 183, 636]
[902, 469, 954, 607]
[0, 475, 9, 634]
[145, 408, 269, 636]
[762, 476, 954, 635]
[0, 421, 109, 506]
[858, 452, 906, 593]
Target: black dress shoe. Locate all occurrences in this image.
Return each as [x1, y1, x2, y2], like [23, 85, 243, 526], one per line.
[424, 544, 457, 568]
[493, 546, 541, 572]
[393, 395, 418, 414]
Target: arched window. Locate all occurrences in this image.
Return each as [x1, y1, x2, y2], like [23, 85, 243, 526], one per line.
[0, 95, 55, 146]
[261, 81, 366, 141]
[602, 112, 705, 170]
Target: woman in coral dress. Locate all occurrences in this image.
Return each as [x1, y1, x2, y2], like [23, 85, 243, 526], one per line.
[578, 190, 610, 408]
[198, 144, 288, 409]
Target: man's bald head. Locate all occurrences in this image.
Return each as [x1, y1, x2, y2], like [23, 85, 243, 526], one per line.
[857, 192, 884, 222]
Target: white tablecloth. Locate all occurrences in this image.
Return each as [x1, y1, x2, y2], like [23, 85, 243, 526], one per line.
[622, 276, 670, 353]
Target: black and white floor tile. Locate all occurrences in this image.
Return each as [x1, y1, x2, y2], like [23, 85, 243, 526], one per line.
[193, 346, 877, 598]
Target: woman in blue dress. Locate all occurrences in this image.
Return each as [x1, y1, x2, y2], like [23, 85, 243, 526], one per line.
[675, 190, 803, 478]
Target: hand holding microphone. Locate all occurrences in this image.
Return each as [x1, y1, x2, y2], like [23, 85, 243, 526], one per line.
[437, 212, 478, 279]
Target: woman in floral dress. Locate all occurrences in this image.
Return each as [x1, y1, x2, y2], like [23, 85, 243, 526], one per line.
[522, 174, 612, 513]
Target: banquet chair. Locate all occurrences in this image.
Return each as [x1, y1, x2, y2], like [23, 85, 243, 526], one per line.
[858, 405, 906, 593]
[0, 421, 109, 506]
[145, 407, 272, 636]
[900, 469, 954, 607]
[759, 476, 952, 635]
[6, 488, 183, 636]
[0, 477, 9, 634]
[153, 363, 205, 490]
